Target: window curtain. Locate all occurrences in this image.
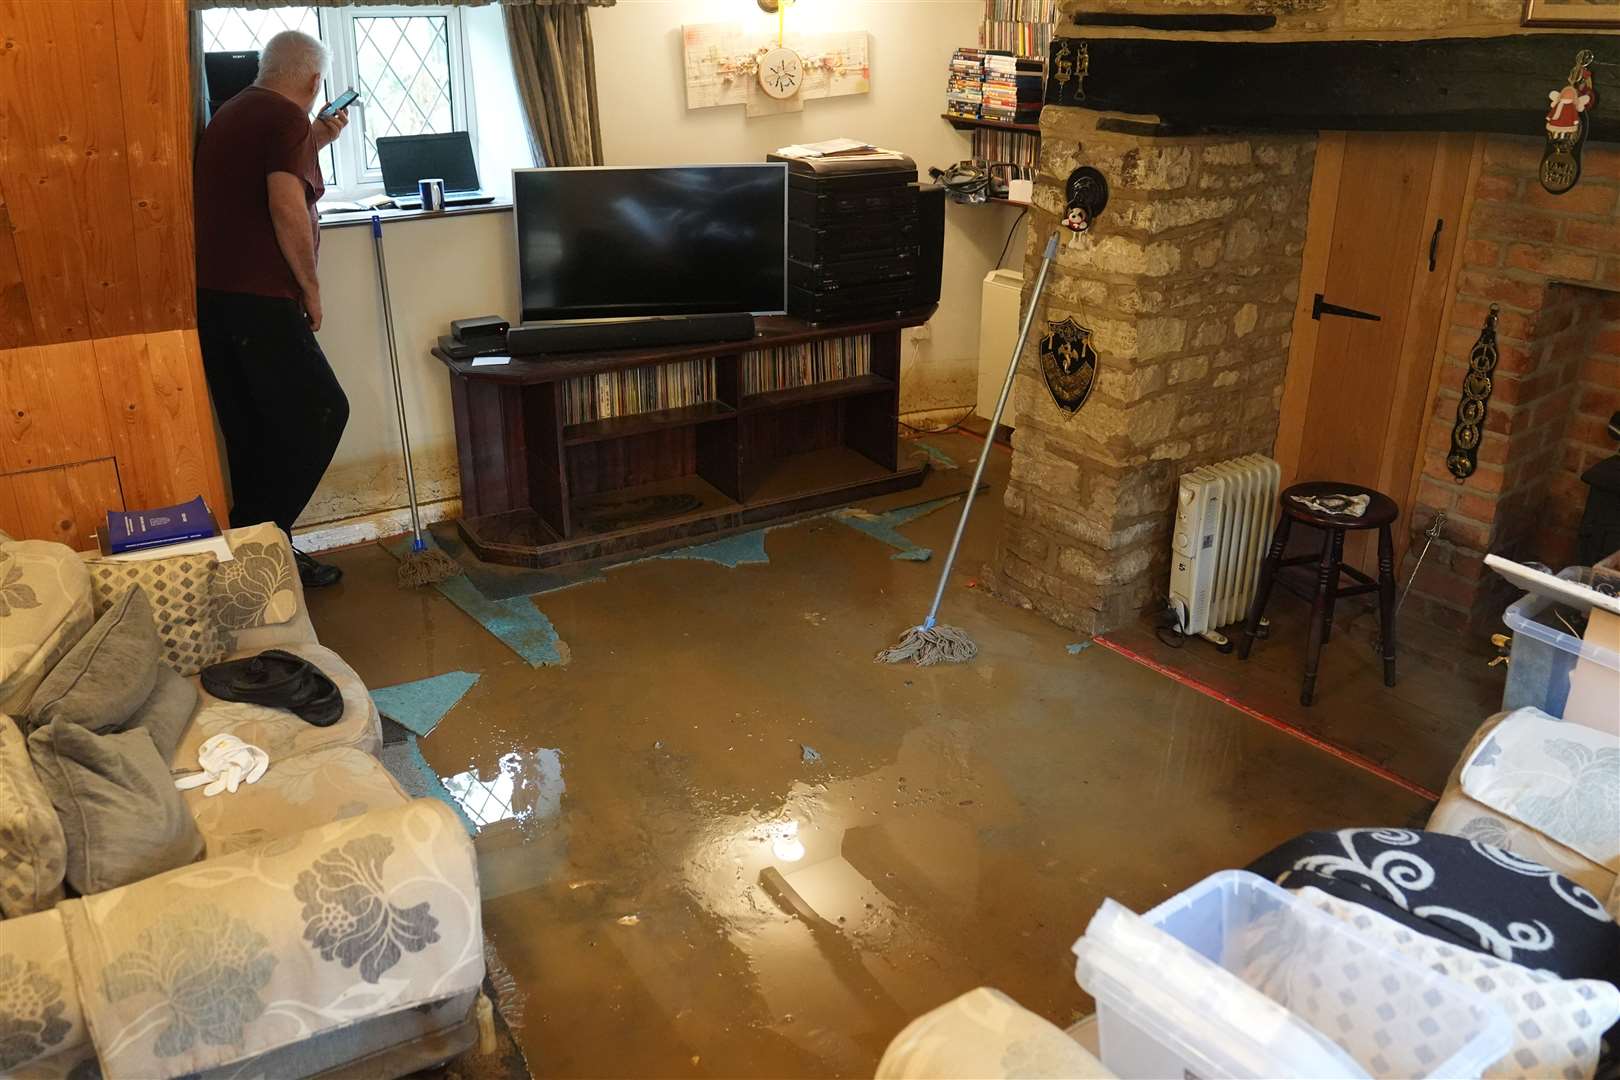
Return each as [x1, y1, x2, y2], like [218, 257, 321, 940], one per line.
[503, 1, 609, 168]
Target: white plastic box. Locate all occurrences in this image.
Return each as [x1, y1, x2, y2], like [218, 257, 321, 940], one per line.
[1074, 870, 1509, 1079]
[1502, 566, 1620, 717]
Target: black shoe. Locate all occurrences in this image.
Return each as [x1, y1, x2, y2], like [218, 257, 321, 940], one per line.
[295, 549, 344, 589]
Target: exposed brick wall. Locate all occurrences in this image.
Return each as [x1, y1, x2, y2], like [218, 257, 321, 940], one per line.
[1406, 138, 1620, 632]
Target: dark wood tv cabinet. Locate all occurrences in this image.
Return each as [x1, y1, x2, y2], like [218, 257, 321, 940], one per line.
[431, 308, 935, 569]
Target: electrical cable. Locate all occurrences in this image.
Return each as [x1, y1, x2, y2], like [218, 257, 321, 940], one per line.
[996, 206, 1029, 269]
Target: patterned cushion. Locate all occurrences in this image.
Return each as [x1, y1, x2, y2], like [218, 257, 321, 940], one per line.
[0, 540, 93, 717]
[86, 553, 226, 677]
[214, 523, 298, 632]
[1299, 887, 1620, 1080]
[0, 715, 66, 917]
[1458, 707, 1619, 872]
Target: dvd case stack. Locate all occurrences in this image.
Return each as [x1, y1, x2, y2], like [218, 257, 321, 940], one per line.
[979, 52, 1043, 123]
[946, 47, 986, 118]
[741, 336, 872, 396]
[561, 359, 716, 425]
[980, 0, 1057, 58]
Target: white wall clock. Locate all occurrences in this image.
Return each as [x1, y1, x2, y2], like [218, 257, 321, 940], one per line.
[758, 46, 804, 100]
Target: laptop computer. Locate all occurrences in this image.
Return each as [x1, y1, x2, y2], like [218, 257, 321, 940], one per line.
[376, 132, 495, 208]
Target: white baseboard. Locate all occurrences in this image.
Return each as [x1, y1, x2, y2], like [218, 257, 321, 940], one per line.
[292, 499, 461, 554]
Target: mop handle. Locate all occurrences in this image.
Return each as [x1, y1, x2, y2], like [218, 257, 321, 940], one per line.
[371, 215, 425, 545]
[920, 231, 1060, 630]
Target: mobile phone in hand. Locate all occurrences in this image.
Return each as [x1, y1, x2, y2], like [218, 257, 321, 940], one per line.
[317, 88, 359, 121]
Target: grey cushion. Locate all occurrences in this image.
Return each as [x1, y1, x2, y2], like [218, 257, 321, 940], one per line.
[25, 587, 159, 734]
[28, 719, 203, 894]
[127, 665, 197, 765]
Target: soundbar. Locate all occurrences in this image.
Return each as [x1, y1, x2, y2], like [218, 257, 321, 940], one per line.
[506, 312, 757, 357]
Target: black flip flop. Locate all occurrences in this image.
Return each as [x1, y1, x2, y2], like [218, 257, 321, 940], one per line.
[200, 650, 345, 727]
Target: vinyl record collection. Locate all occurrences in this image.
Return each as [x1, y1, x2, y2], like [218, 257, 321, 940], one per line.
[562, 359, 717, 424]
[972, 128, 1039, 170]
[742, 336, 872, 396]
[980, 0, 1057, 58]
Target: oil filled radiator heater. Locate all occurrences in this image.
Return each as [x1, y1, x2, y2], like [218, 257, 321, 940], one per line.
[1168, 455, 1282, 649]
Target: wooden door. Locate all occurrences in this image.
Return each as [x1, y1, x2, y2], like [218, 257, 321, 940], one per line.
[1275, 131, 1480, 573]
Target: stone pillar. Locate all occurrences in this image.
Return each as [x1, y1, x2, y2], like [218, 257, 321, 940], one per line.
[990, 112, 1315, 635]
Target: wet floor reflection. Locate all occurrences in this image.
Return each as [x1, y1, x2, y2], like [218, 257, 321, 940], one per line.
[442, 747, 565, 831]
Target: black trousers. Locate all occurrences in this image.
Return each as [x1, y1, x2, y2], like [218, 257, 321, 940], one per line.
[198, 289, 349, 535]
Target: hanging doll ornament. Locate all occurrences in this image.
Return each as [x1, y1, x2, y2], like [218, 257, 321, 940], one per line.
[1541, 50, 1597, 196]
[1062, 166, 1109, 232]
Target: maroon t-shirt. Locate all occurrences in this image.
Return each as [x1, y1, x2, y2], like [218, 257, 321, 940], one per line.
[194, 86, 324, 300]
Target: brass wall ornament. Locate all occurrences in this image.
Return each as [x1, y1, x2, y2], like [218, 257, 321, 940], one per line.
[1447, 304, 1499, 481]
[1052, 40, 1088, 99]
[1040, 317, 1099, 414]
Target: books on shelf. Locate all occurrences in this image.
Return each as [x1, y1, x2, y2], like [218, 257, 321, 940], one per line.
[562, 359, 717, 425]
[104, 496, 219, 555]
[742, 336, 872, 397]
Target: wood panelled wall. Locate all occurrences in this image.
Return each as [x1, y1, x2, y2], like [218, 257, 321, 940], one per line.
[0, 0, 225, 549]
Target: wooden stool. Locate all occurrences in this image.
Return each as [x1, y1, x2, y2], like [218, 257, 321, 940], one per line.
[1238, 481, 1399, 706]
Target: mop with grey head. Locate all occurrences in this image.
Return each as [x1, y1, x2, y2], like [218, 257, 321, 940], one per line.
[877, 231, 1060, 666]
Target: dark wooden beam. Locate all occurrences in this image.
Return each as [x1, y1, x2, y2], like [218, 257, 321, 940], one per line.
[1046, 34, 1619, 140]
[1070, 12, 1277, 31]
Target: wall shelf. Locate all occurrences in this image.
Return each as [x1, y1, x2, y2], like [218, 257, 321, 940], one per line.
[942, 113, 1042, 134]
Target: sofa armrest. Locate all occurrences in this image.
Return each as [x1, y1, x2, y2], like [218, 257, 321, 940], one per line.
[55, 799, 482, 1080]
[0, 906, 92, 1074]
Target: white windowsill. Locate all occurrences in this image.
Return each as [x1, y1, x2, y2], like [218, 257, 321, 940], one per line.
[317, 199, 512, 230]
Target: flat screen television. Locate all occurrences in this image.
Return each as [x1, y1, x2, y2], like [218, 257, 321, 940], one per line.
[513, 164, 787, 322]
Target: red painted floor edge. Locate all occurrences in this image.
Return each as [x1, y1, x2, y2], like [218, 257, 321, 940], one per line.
[1092, 634, 1441, 803]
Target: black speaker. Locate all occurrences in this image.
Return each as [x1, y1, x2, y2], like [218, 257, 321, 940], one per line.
[507, 312, 756, 357]
[204, 51, 259, 119]
[911, 183, 945, 308]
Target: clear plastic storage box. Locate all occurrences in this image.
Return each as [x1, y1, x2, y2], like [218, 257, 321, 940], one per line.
[1073, 870, 1509, 1079]
[1502, 567, 1620, 717]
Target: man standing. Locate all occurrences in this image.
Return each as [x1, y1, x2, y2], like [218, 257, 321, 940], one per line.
[195, 30, 350, 587]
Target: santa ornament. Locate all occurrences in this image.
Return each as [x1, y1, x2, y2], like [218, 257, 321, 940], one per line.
[1541, 50, 1597, 196]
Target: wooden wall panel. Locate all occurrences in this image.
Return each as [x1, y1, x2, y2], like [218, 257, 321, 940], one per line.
[0, 341, 111, 474]
[95, 331, 228, 518]
[70, 0, 147, 340]
[0, 0, 96, 344]
[0, 180, 32, 348]
[0, 458, 124, 550]
[0, 0, 222, 546]
[113, 0, 196, 332]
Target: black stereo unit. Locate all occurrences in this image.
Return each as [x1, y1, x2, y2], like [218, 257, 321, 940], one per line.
[788, 184, 918, 224]
[788, 281, 917, 324]
[506, 312, 756, 357]
[788, 219, 921, 263]
[788, 251, 916, 292]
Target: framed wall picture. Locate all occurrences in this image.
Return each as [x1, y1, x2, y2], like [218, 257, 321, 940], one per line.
[1524, 0, 1620, 27]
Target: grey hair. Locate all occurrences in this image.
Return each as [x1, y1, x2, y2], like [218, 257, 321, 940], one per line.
[257, 30, 329, 82]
